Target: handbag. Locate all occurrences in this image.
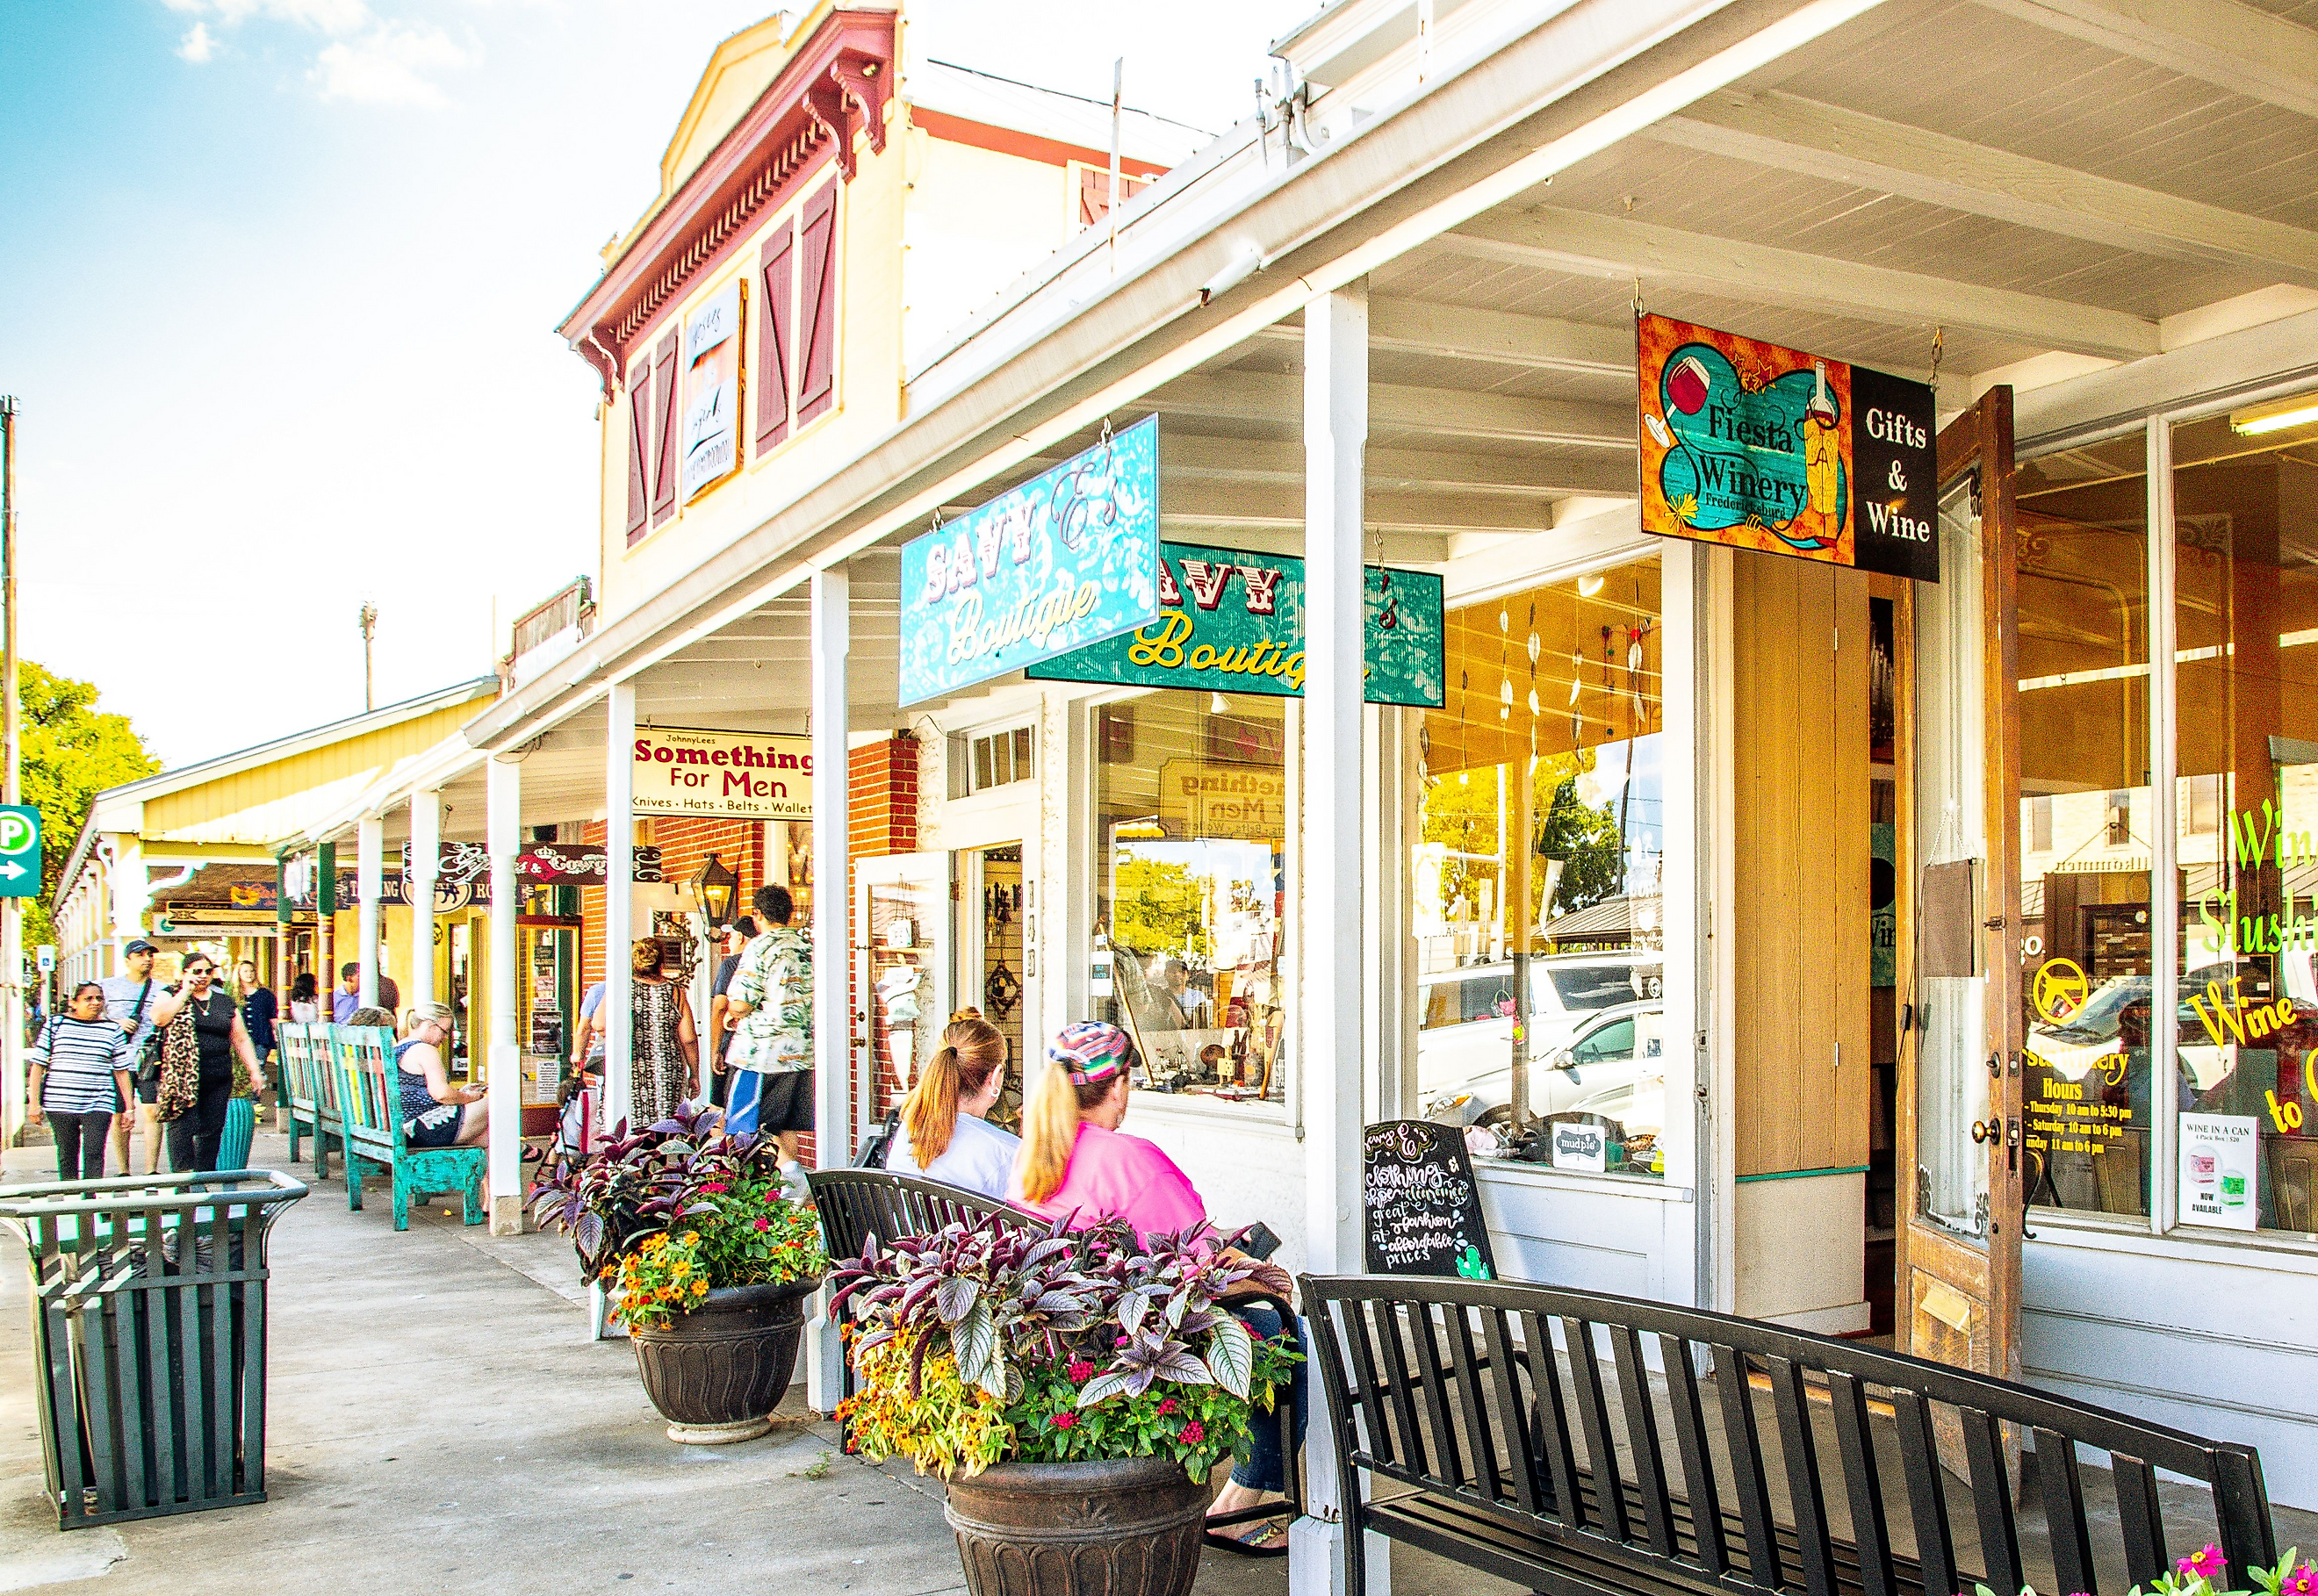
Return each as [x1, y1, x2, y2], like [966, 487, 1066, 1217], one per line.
[154, 1001, 204, 1122]
[853, 1109, 900, 1169]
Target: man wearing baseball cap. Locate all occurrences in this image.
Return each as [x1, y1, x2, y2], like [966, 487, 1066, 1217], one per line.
[101, 939, 163, 1173]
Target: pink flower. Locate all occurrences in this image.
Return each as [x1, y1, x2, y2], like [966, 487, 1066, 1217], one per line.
[752, 1217, 772, 1232]
[1048, 1412, 1077, 1431]
[701, 1183, 731, 1194]
[1067, 1361, 1095, 1383]
[2179, 1546, 2224, 1581]
[2281, 1567, 2316, 1596]
[1115, 1335, 1130, 1347]
[1178, 1420, 1204, 1445]
[1155, 1398, 1177, 1415]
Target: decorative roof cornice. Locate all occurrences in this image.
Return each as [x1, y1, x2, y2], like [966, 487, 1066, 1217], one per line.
[558, 6, 898, 399]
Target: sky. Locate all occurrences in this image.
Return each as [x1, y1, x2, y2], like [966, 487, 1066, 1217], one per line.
[0, 0, 1311, 767]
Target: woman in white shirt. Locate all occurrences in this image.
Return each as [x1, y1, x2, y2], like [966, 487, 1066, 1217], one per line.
[886, 1010, 1019, 1199]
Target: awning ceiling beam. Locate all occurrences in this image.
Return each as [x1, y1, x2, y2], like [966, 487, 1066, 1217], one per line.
[1250, 296, 1633, 377]
[1144, 371, 1632, 449]
[1445, 205, 2163, 360]
[1161, 435, 1636, 497]
[1971, 0, 2318, 121]
[1160, 482, 1565, 534]
[1645, 90, 2318, 288]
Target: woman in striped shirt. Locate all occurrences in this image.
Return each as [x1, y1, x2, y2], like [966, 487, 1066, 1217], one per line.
[30, 981, 139, 1182]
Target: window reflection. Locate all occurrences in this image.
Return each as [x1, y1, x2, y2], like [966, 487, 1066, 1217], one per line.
[1415, 557, 1667, 1178]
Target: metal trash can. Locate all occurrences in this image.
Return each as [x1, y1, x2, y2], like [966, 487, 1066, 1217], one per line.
[0, 1170, 306, 1529]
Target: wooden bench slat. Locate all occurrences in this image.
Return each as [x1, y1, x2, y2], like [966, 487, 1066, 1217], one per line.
[2113, 1452, 2168, 1587]
[1443, 1303, 1504, 1506]
[1484, 1305, 1545, 1517]
[1714, 1344, 1785, 1592]
[1614, 1324, 1680, 1559]
[1661, 1335, 1730, 1578]
[1892, 1389, 1960, 1596]
[1377, 1297, 1433, 1483]
[1565, 1318, 1631, 1541]
[1408, 1302, 1470, 1492]
[1829, 1370, 1897, 1596]
[1962, 1405, 2024, 1596]
[1767, 1355, 1839, 1596]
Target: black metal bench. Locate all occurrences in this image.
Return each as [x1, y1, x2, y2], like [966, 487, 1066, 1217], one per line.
[1301, 1273, 2277, 1596]
[810, 1167, 1302, 1537]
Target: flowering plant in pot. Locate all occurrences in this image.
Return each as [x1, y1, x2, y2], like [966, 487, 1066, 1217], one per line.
[830, 1213, 1298, 1596]
[531, 1105, 829, 1442]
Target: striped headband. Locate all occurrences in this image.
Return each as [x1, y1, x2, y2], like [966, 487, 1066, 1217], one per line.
[1047, 1021, 1132, 1084]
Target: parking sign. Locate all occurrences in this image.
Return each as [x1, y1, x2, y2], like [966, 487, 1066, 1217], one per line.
[0, 805, 40, 898]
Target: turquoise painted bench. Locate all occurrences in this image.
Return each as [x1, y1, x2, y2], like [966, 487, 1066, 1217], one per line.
[279, 1023, 342, 1178]
[330, 1025, 485, 1231]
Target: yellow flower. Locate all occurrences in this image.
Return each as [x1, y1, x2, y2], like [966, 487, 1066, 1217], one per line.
[692, 1279, 707, 1296]
[672, 1261, 690, 1277]
[681, 1232, 698, 1246]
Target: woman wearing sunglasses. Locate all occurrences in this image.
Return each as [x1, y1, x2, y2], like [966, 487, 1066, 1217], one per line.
[150, 953, 270, 1172]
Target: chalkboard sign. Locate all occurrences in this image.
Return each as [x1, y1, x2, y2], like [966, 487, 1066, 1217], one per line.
[1363, 1119, 1496, 1280]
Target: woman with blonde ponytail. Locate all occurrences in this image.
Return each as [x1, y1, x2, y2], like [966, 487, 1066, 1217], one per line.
[885, 1010, 1018, 1197]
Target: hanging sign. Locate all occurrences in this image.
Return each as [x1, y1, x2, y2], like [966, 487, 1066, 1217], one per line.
[681, 280, 745, 502]
[513, 844, 665, 885]
[1026, 541, 1446, 707]
[1363, 1119, 1496, 1280]
[632, 726, 812, 820]
[1638, 314, 1939, 582]
[897, 417, 1163, 704]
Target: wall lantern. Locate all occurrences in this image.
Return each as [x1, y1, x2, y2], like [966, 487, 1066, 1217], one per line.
[693, 852, 739, 931]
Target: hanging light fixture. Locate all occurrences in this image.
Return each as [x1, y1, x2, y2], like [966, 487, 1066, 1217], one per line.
[691, 852, 739, 931]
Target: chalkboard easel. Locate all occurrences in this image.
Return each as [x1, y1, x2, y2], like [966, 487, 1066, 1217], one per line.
[1362, 1119, 1496, 1281]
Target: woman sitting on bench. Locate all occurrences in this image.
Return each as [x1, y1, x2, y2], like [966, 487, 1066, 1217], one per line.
[390, 1001, 488, 1148]
[886, 1008, 1019, 1197]
[1009, 1020, 1303, 1559]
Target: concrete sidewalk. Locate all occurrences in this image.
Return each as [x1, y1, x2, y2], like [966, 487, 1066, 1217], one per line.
[0, 1131, 1474, 1596]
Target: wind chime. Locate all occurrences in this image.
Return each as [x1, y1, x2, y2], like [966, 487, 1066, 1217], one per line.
[983, 881, 1023, 1019]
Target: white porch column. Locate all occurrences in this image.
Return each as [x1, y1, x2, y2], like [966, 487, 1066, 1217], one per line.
[409, 789, 441, 1013]
[356, 814, 384, 1010]
[606, 683, 637, 1127]
[1296, 282, 1378, 1596]
[486, 753, 523, 1235]
[807, 562, 851, 1413]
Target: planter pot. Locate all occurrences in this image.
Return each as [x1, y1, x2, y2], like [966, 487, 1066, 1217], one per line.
[628, 1276, 818, 1444]
[944, 1456, 1206, 1596]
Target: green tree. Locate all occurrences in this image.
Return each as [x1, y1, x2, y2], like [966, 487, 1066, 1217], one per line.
[1112, 855, 1211, 963]
[19, 661, 161, 950]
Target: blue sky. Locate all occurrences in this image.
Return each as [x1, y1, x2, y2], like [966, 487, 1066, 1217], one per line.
[0, 0, 1305, 765]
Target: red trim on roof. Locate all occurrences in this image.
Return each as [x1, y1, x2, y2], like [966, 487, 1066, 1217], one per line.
[911, 106, 1170, 180]
[558, 8, 897, 398]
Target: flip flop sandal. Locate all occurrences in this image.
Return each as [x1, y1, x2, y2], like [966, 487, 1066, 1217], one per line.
[1203, 1520, 1290, 1559]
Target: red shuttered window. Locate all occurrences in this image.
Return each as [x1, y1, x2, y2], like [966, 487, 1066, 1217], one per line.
[650, 333, 680, 526]
[624, 356, 653, 545]
[755, 220, 795, 456]
[795, 182, 839, 424]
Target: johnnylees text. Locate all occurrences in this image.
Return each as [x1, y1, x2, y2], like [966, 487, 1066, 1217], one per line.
[631, 725, 811, 820]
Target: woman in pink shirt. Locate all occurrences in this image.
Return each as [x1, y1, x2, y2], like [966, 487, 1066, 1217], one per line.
[1011, 1021, 1300, 1557]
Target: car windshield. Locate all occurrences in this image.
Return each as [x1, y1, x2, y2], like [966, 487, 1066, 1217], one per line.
[1538, 965, 1643, 1012]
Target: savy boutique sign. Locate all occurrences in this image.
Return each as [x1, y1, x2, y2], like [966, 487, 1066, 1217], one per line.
[1638, 314, 1938, 582]
[632, 725, 812, 820]
[897, 417, 1162, 704]
[1028, 540, 1445, 708]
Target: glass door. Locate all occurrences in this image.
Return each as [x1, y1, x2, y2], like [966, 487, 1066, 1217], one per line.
[854, 852, 954, 1154]
[1900, 388, 2026, 1394]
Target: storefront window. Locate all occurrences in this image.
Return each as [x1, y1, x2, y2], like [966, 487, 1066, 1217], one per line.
[1415, 557, 1665, 1178]
[2012, 434, 2155, 1219]
[2170, 395, 2318, 1237]
[1094, 694, 1288, 1106]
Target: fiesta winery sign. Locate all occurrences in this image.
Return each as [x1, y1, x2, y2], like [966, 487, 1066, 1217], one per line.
[632, 725, 812, 820]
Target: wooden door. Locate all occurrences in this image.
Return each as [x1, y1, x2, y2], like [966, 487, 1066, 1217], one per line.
[1896, 386, 2025, 1394]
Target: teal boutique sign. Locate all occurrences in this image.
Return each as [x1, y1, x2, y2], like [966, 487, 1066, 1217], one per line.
[896, 417, 1162, 705]
[1026, 540, 1445, 708]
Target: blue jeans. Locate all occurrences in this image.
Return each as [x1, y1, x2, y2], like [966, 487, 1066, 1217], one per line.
[1230, 1300, 1307, 1494]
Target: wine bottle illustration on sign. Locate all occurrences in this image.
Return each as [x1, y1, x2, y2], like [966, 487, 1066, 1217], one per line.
[1803, 359, 1840, 524]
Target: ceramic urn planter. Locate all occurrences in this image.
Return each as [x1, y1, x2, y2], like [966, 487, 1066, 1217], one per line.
[625, 1277, 818, 1444]
[942, 1455, 1207, 1596]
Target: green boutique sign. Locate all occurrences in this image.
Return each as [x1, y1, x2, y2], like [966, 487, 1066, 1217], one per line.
[1026, 541, 1444, 708]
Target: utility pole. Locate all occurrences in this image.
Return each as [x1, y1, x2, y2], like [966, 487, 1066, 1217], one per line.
[359, 601, 378, 711]
[2, 398, 22, 1147]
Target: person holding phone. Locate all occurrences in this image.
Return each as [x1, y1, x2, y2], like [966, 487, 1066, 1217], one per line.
[150, 954, 269, 1173]
[390, 1002, 489, 1147]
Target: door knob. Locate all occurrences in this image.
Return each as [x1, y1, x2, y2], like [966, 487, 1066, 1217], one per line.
[1971, 1119, 1999, 1145]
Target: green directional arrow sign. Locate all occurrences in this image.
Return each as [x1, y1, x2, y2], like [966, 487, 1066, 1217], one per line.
[0, 805, 42, 899]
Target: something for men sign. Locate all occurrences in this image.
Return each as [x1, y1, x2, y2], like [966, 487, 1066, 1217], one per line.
[1637, 313, 1939, 582]
[896, 417, 1162, 704]
[633, 725, 811, 820]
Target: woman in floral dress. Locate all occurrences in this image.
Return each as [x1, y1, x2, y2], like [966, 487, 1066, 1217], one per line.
[628, 938, 697, 1125]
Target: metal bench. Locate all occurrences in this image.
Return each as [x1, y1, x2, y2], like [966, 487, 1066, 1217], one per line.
[277, 1023, 342, 1179]
[330, 1025, 485, 1231]
[810, 1166, 1302, 1538]
[1300, 1273, 2277, 1596]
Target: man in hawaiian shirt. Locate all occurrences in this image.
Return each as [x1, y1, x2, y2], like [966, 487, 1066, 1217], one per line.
[724, 884, 814, 1196]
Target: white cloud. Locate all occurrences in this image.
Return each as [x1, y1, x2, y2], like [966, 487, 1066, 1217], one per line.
[158, 0, 371, 33]
[310, 21, 477, 105]
[176, 21, 217, 60]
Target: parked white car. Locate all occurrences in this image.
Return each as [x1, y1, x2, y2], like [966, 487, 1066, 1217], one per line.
[1420, 954, 1664, 1123]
